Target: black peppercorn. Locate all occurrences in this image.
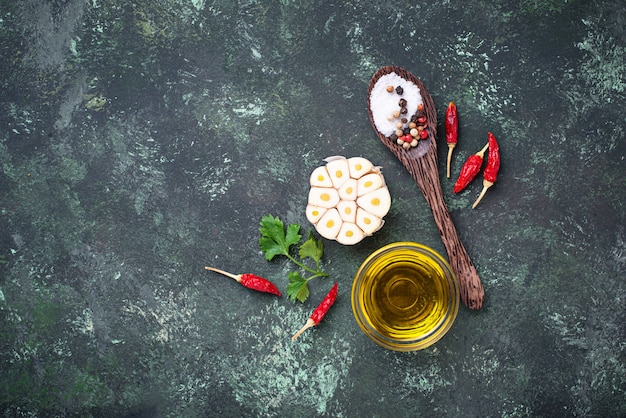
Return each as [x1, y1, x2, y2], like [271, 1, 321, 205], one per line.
[403, 127, 411, 135]
[400, 107, 408, 115]
[401, 117, 408, 124]
[389, 133, 398, 141]
[411, 114, 419, 123]
[395, 86, 403, 95]
[398, 98, 407, 107]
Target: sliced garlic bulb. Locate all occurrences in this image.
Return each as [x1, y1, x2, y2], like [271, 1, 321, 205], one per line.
[306, 156, 391, 245]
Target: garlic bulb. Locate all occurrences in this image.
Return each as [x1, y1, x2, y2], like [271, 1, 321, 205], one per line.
[306, 156, 390, 245]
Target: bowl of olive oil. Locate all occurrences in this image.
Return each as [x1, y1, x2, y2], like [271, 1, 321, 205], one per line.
[351, 242, 459, 351]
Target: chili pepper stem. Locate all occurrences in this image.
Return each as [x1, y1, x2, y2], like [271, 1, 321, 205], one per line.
[476, 142, 489, 158]
[292, 318, 316, 341]
[446, 143, 456, 178]
[472, 180, 494, 209]
[204, 266, 242, 283]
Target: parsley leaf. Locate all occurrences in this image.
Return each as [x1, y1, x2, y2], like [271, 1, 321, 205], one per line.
[259, 214, 328, 302]
[299, 231, 323, 265]
[259, 214, 301, 261]
[287, 271, 309, 303]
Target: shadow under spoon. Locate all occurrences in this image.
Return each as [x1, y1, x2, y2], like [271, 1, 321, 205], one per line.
[367, 65, 485, 310]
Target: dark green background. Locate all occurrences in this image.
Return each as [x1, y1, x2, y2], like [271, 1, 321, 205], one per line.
[1, 0, 624, 416]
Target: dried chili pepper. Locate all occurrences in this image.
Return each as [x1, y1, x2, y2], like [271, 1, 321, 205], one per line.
[453, 142, 489, 193]
[472, 132, 501, 208]
[292, 282, 338, 340]
[445, 101, 458, 178]
[204, 266, 281, 296]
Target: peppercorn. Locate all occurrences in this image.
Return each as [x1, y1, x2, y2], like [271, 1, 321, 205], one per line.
[392, 111, 400, 118]
[409, 122, 416, 129]
[386, 85, 394, 93]
[401, 117, 408, 124]
[389, 133, 398, 141]
[419, 129, 428, 139]
[398, 98, 407, 107]
[410, 128, 419, 137]
[403, 127, 411, 135]
[400, 107, 408, 115]
[396, 86, 403, 94]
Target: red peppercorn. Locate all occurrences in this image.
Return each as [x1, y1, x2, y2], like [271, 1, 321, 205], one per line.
[419, 129, 428, 139]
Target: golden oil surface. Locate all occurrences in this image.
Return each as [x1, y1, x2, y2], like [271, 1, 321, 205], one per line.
[352, 243, 458, 349]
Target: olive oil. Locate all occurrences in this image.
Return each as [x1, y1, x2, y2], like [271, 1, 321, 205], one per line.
[352, 242, 459, 351]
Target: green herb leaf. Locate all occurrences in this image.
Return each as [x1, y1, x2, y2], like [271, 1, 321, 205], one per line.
[299, 231, 323, 264]
[286, 271, 309, 303]
[259, 214, 301, 261]
[259, 214, 328, 303]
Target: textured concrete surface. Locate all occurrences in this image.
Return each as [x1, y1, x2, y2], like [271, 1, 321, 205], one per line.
[1, 1, 624, 416]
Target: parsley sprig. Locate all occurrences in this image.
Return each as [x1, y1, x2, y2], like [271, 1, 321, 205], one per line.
[259, 214, 328, 302]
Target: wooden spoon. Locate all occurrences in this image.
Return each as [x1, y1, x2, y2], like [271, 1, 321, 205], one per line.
[367, 66, 484, 310]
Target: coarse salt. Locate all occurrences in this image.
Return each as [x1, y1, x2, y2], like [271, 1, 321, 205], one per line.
[369, 72, 423, 137]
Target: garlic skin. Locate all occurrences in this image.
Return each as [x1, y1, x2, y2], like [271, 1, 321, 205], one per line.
[306, 156, 391, 245]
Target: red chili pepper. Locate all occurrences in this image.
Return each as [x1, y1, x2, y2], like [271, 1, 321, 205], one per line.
[204, 266, 281, 296]
[445, 101, 458, 178]
[472, 132, 501, 208]
[453, 142, 489, 193]
[292, 282, 338, 340]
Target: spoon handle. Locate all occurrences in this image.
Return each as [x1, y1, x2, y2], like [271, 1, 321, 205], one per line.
[403, 148, 485, 310]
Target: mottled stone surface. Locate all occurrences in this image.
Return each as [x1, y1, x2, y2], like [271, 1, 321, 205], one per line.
[1, 1, 624, 416]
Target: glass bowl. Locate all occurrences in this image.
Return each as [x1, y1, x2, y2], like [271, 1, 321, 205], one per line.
[351, 242, 459, 351]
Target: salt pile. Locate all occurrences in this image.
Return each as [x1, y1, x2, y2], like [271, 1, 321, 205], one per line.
[369, 72, 423, 137]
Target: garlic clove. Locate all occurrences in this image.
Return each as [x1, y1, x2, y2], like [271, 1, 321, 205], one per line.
[338, 178, 357, 201]
[335, 222, 365, 245]
[356, 186, 391, 218]
[309, 166, 333, 187]
[347, 157, 374, 179]
[355, 208, 384, 235]
[357, 172, 384, 196]
[325, 158, 350, 189]
[306, 205, 327, 224]
[336, 200, 357, 223]
[315, 208, 343, 240]
[308, 187, 340, 208]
